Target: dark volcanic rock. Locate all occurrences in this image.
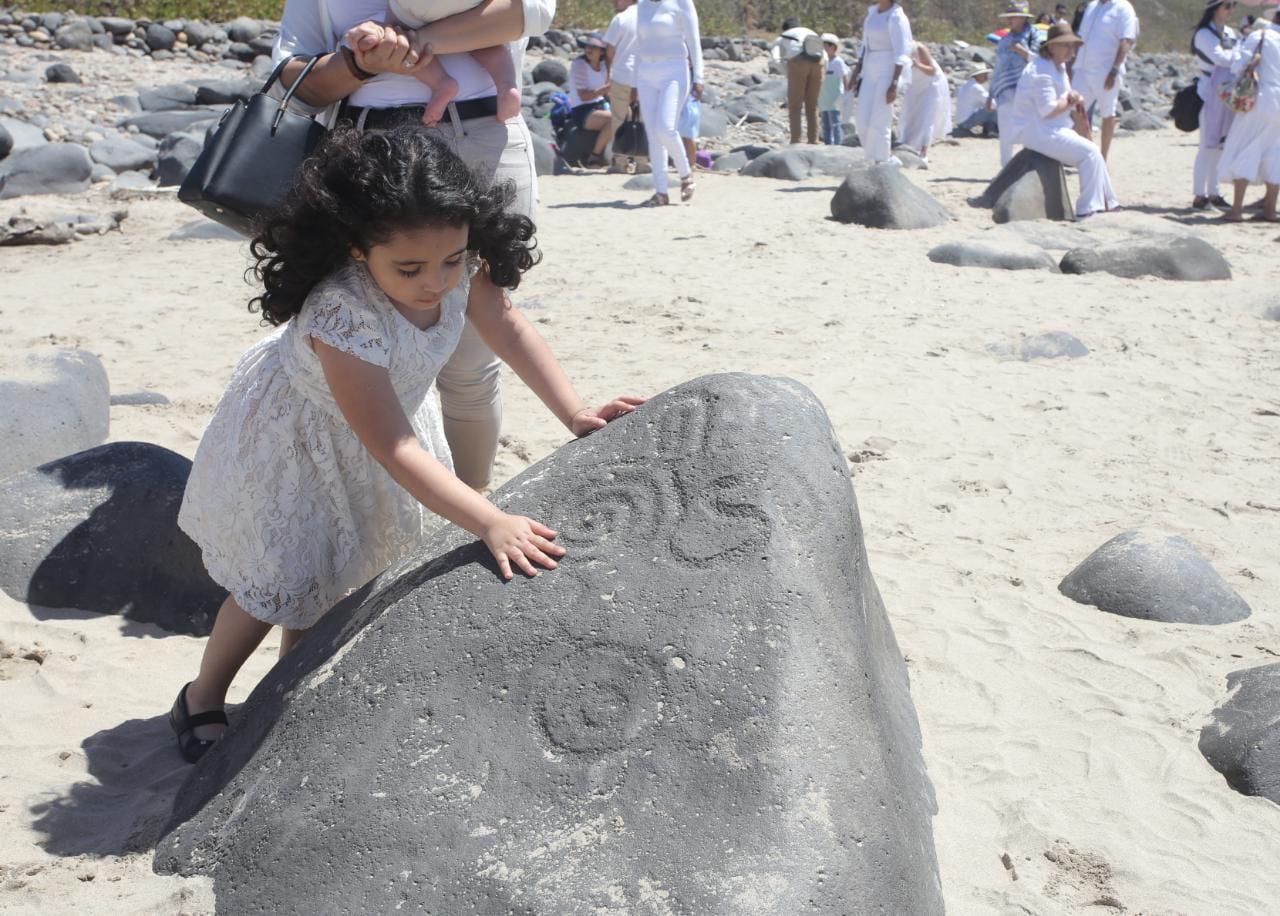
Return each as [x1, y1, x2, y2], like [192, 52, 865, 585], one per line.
[121, 109, 223, 139]
[1059, 529, 1251, 625]
[144, 23, 177, 52]
[138, 82, 200, 111]
[1060, 236, 1232, 281]
[831, 165, 950, 229]
[154, 374, 943, 915]
[45, 63, 81, 84]
[741, 145, 866, 180]
[89, 135, 155, 172]
[0, 143, 93, 199]
[53, 19, 94, 51]
[531, 59, 568, 87]
[712, 150, 748, 172]
[156, 131, 204, 186]
[975, 148, 1073, 223]
[0, 124, 11, 162]
[0, 443, 224, 636]
[1200, 663, 1280, 805]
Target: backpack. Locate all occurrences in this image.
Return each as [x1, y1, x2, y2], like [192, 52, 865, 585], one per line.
[1170, 80, 1202, 132]
[799, 33, 824, 61]
[548, 92, 574, 143]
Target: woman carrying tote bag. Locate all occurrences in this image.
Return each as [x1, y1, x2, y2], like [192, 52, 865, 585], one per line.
[271, 0, 555, 493]
[1218, 18, 1280, 222]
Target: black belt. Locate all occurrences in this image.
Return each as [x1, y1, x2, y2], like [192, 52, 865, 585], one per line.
[343, 96, 499, 129]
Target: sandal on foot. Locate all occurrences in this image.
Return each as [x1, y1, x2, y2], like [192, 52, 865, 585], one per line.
[640, 192, 670, 207]
[680, 176, 696, 202]
[170, 682, 227, 764]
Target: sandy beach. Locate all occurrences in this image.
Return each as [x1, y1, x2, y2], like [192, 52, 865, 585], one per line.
[3, 65, 1280, 912]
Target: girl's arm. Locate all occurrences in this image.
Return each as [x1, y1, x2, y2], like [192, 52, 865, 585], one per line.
[466, 283, 645, 435]
[914, 44, 937, 76]
[314, 341, 564, 579]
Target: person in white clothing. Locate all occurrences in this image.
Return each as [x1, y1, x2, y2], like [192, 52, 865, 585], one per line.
[954, 67, 997, 136]
[1012, 21, 1120, 218]
[567, 33, 615, 167]
[1191, 0, 1241, 209]
[275, 0, 553, 494]
[635, 0, 703, 206]
[897, 41, 952, 161]
[1076, 0, 1139, 160]
[852, 0, 913, 164]
[605, 0, 647, 172]
[1219, 17, 1280, 222]
[819, 34, 853, 145]
[991, 1, 1043, 165]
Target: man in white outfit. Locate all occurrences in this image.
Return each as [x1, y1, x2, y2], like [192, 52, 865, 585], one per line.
[604, 0, 647, 173]
[1076, 0, 1139, 161]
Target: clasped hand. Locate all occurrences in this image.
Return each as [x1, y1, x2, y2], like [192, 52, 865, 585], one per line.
[345, 20, 433, 76]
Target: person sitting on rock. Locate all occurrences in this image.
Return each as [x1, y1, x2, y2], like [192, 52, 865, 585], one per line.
[1009, 20, 1120, 219]
[167, 127, 645, 763]
[348, 0, 521, 127]
[566, 33, 616, 168]
[954, 66, 998, 136]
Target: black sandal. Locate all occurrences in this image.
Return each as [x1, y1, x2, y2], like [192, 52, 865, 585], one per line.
[170, 682, 228, 763]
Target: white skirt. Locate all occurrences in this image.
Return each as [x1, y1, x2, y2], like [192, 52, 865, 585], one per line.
[1218, 102, 1280, 185]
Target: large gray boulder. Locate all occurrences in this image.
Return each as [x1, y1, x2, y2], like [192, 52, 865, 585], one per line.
[975, 148, 1073, 223]
[741, 145, 866, 180]
[138, 82, 200, 111]
[928, 238, 1057, 271]
[120, 110, 223, 140]
[1200, 663, 1280, 805]
[0, 117, 48, 154]
[89, 135, 156, 173]
[531, 59, 568, 87]
[154, 374, 943, 915]
[1060, 236, 1232, 281]
[0, 443, 224, 636]
[831, 165, 950, 230]
[0, 144, 94, 199]
[0, 348, 109, 478]
[1059, 529, 1251, 625]
[54, 18, 94, 51]
[225, 16, 261, 43]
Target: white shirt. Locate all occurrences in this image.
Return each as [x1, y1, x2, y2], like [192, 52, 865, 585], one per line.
[1077, 0, 1139, 76]
[568, 55, 608, 107]
[274, 0, 555, 108]
[955, 77, 990, 122]
[1232, 25, 1280, 112]
[1194, 24, 1239, 75]
[635, 0, 703, 83]
[860, 3, 913, 67]
[1012, 56, 1073, 141]
[604, 3, 639, 85]
[770, 26, 817, 62]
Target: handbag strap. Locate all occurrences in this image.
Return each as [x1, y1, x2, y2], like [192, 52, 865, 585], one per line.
[268, 55, 323, 133]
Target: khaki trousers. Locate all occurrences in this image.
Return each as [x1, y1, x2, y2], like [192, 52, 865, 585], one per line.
[787, 56, 823, 144]
[609, 79, 646, 166]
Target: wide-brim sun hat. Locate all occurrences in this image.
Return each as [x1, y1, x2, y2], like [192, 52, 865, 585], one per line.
[969, 66, 993, 77]
[1043, 21, 1085, 45]
[577, 33, 607, 50]
[821, 32, 840, 45]
[998, 0, 1033, 17]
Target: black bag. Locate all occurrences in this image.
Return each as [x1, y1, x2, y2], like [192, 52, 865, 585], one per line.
[613, 103, 647, 157]
[178, 56, 328, 235]
[1171, 79, 1203, 132]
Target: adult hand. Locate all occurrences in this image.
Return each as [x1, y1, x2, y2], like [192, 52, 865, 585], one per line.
[570, 396, 647, 437]
[1067, 90, 1083, 106]
[482, 514, 564, 579]
[1104, 70, 1117, 91]
[885, 84, 897, 105]
[691, 82, 704, 101]
[347, 21, 420, 75]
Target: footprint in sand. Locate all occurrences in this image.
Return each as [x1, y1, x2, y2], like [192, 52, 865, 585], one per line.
[0, 641, 49, 682]
[1043, 840, 1125, 910]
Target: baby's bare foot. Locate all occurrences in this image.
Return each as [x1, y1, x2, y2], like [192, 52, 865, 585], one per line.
[495, 87, 522, 123]
[421, 76, 458, 127]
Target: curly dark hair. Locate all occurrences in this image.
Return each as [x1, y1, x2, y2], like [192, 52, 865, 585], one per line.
[249, 125, 539, 326]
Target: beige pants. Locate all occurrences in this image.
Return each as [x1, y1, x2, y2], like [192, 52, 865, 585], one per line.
[609, 79, 646, 167]
[787, 56, 823, 144]
[423, 110, 537, 488]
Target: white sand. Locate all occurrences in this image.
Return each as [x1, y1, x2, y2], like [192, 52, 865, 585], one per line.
[2, 119, 1279, 913]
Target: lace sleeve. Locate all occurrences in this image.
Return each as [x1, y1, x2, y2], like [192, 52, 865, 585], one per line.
[301, 283, 391, 368]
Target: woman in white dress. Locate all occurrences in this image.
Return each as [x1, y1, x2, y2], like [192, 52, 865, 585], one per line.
[852, 0, 913, 163]
[1010, 21, 1119, 218]
[635, 0, 703, 205]
[1219, 16, 1280, 222]
[897, 41, 953, 161]
[170, 128, 644, 762]
[1191, 0, 1241, 209]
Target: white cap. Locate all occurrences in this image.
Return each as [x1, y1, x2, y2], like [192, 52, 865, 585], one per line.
[821, 33, 840, 45]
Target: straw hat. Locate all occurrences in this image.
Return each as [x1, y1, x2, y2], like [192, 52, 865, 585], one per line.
[577, 32, 607, 50]
[968, 66, 993, 77]
[998, 0, 1033, 18]
[1042, 21, 1084, 46]
[820, 32, 840, 45]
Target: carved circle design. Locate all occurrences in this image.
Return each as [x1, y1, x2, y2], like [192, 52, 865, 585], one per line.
[558, 466, 674, 561]
[536, 643, 665, 755]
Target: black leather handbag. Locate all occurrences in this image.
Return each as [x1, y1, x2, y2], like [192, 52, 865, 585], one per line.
[178, 56, 328, 235]
[613, 103, 647, 158]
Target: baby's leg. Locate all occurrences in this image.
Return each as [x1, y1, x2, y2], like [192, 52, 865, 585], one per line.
[470, 44, 521, 122]
[416, 55, 459, 126]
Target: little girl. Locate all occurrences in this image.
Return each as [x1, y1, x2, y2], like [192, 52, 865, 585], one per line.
[169, 126, 643, 763]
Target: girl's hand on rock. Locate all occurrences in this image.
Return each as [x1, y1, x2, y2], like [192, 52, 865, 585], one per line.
[571, 396, 647, 437]
[483, 514, 565, 580]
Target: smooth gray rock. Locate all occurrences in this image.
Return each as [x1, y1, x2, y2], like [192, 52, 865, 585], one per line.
[712, 150, 748, 172]
[1200, 663, 1280, 805]
[0, 117, 48, 152]
[830, 165, 951, 230]
[976, 148, 1073, 223]
[697, 106, 729, 139]
[120, 109, 223, 139]
[90, 162, 115, 182]
[100, 16, 135, 36]
[89, 135, 155, 172]
[1060, 236, 1231, 281]
[110, 390, 171, 406]
[144, 23, 176, 51]
[531, 59, 568, 87]
[0, 124, 11, 161]
[156, 132, 204, 186]
[225, 16, 261, 44]
[1059, 529, 1251, 625]
[986, 331, 1089, 361]
[45, 63, 80, 84]
[741, 145, 866, 181]
[928, 238, 1057, 271]
[183, 20, 216, 47]
[530, 133, 558, 177]
[0, 442, 223, 636]
[0, 144, 94, 199]
[892, 146, 929, 170]
[154, 374, 943, 915]
[0, 348, 109, 478]
[525, 113, 554, 141]
[193, 77, 255, 105]
[622, 173, 655, 190]
[138, 82, 200, 111]
[167, 218, 244, 241]
[54, 19, 94, 51]
[1120, 110, 1164, 131]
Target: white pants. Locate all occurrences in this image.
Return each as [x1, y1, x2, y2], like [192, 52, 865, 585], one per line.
[1022, 125, 1119, 217]
[996, 95, 1019, 166]
[1077, 68, 1122, 120]
[637, 58, 691, 195]
[1193, 145, 1223, 199]
[856, 51, 899, 163]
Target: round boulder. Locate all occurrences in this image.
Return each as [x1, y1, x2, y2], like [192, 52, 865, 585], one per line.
[0, 143, 94, 199]
[531, 59, 568, 87]
[0, 124, 12, 162]
[830, 164, 950, 230]
[1199, 663, 1280, 805]
[0, 442, 224, 636]
[157, 131, 205, 186]
[144, 23, 177, 51]
[45, 63, 80, 84]
[1058, 529, 1251, 625]
[1060, 236, 1232, 281]
[225, 16, 261, 44]
[53, 19, 94, 51]
[0, 348, 109, 479]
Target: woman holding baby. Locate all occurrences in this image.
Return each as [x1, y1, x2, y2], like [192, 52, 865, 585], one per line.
[271, 0, 555, 495]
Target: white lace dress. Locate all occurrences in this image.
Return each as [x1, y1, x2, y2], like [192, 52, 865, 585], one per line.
[178, 262, 467, 629]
